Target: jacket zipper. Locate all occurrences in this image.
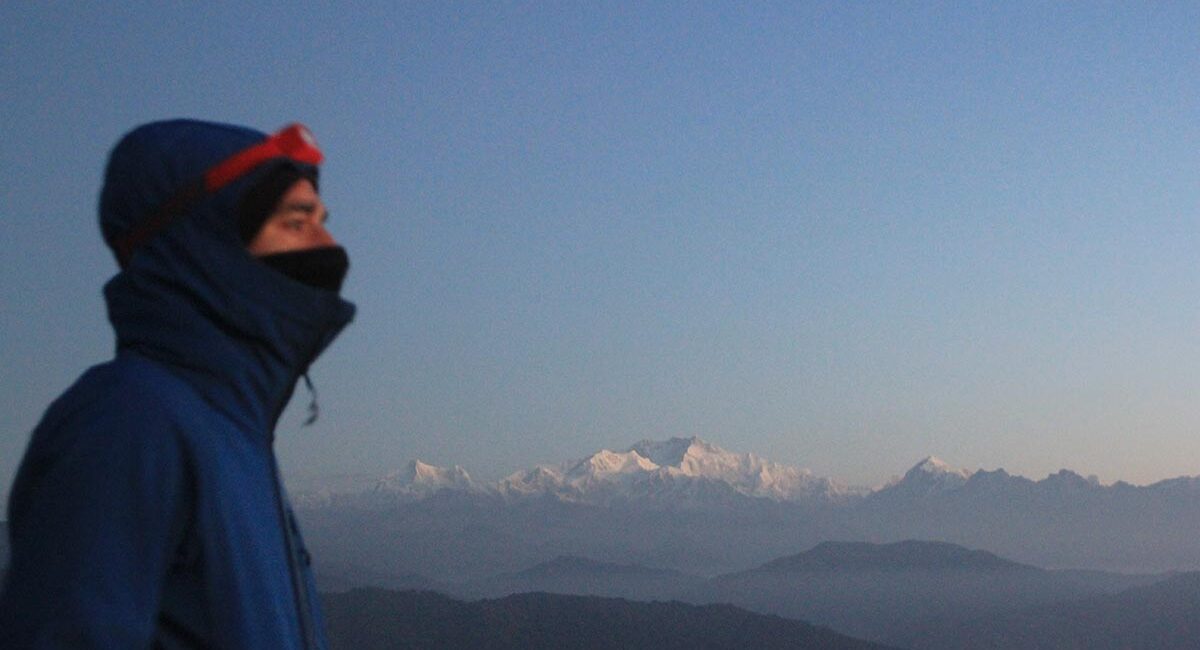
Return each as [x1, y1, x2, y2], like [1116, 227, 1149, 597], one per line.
[269, 455, 317, 650]
[269, 352, 326, 650]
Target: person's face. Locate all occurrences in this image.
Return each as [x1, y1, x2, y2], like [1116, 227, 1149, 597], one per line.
[246, 178, 336, 256]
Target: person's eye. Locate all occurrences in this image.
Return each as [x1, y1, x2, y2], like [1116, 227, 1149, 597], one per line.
[285, 219, 306, 231]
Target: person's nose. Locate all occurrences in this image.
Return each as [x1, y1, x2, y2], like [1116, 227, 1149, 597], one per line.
[311, 222, 337, 247]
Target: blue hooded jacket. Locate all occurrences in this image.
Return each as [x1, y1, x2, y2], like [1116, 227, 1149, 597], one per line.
[0, 120, 355, 648]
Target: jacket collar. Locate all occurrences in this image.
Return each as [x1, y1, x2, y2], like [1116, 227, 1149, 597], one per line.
[105, 216, 354, 440]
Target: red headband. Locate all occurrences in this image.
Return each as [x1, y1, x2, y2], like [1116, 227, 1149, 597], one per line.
[204, 124, 322, 192]
[111, 123, 324, 268]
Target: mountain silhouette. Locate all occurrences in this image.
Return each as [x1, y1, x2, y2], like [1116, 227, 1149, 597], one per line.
[321, 588, 899, 649]
[456, 554, 702, 601]
[757, 540, 1034, 572]
[687, 540, 1144, 643]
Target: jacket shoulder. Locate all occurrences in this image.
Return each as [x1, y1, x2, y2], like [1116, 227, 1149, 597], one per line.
[46, 353, 200, 423]
[1, 356, 202, 646]
[21, 354, 207, 467]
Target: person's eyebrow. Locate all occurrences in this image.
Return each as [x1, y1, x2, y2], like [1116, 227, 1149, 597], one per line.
[282, 200, 319, 213]
[281, 200, 328, 222]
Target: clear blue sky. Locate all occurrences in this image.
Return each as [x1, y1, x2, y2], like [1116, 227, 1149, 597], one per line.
[3, 2, 1198, 499]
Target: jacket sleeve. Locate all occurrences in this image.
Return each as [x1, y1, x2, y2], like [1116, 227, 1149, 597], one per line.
[0, 380, 190, 648]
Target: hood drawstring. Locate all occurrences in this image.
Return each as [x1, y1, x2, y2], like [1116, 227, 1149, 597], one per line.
[301, 373, 319, 426]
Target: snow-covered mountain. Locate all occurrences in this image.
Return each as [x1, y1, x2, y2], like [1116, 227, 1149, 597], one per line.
[497, 436, 850, 506]
[294, 440, 1200, 582]
[873, 455, 972, 498]
[291, 460, 478, 507]
[297, 437, 854, 509]
[374, 459, 477, 497]
[297, 439, 1193, 512]
[295, 441, 1200, 517]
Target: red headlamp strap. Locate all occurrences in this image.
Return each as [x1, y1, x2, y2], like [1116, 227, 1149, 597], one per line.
[111, 123, 323, 268]
[204, 124, 323, 192]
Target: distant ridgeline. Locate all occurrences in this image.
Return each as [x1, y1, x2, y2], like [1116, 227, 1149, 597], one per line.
[683, 540, 1164, 644]
[294, 437, 1200, 583]
[319, 542, 1196, 650]
[321, 588, 897, 650]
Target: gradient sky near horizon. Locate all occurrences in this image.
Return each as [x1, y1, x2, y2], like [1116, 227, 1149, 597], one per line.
[3, 3, 1199, 504]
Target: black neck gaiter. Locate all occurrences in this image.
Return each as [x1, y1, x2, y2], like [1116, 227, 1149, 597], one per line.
[258, 245, 350, 293]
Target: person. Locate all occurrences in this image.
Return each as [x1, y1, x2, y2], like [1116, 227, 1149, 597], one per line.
[0, 119, 355, 648]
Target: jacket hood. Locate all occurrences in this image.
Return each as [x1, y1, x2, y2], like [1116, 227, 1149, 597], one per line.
[99, 119, 355, 439]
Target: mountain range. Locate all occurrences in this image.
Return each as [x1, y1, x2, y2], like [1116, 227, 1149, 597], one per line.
[299, 436, 854, 509]
[294, 437, 1200, 580]
[299, 436, 1199, 513]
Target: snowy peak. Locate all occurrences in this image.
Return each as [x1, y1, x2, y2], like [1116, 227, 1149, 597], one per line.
[493, 437, 847, 505]
[908, 456, 970, 480]
[629, 436, 767, 481]
[876, 456, 973, 498]
[375, 460, 476, 495]
[634, 437, 830, 499]
[566, 449, 659, 479]
[628, 436, 709, 468]
[499, 465, 565, 497]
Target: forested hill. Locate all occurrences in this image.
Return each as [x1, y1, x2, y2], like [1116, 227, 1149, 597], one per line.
[321, 588, 898, 650]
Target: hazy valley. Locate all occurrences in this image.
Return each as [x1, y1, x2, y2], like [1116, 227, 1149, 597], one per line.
[288, 437, 1200, 648]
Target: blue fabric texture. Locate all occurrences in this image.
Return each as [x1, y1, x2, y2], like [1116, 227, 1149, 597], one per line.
[0, 120, 355, 648]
